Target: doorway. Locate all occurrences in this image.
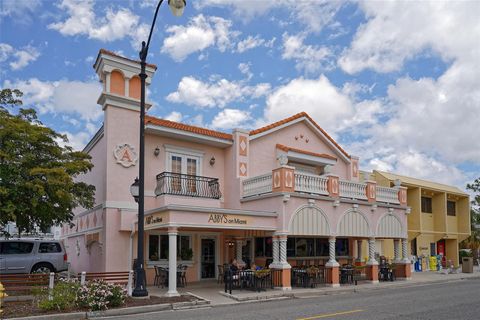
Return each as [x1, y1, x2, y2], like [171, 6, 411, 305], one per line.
[201, 238, 216, 279]
[242, 239, 252, 268]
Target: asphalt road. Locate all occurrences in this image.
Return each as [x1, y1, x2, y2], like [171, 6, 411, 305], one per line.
[103, 278, 480, 320]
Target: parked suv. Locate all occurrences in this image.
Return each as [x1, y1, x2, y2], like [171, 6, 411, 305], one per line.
[0, 239, 68, 274]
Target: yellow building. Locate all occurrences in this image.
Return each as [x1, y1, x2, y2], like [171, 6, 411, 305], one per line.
[371, 171, 470, 268]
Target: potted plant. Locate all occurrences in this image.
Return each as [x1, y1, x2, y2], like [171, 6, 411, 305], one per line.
[180, 248, 193, 261]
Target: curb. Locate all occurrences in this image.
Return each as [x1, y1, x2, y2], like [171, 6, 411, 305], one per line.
[5, 295, 211, 320]
[219, 290, 295, 302]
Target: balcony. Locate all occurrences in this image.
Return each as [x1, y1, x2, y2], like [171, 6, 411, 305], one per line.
[242, 171, 403, 205]
[155, 172, 222, 199]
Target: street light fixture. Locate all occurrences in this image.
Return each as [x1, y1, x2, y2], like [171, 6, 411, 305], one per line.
[130, 177, 139, 203]
[132, 0, 186, 297]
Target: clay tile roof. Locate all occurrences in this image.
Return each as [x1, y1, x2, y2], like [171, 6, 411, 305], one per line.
[94, 49, 157, 70]
[276, 144, 337, 161]
[145, 115, 233, 141]
[250, 112, 350, 159]
[250, 112, 308, 136]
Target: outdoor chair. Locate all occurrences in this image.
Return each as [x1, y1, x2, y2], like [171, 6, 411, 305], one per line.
[153, 265, 161, 287]
[178, 265, 188, 287]
[157, 267, 168, 288]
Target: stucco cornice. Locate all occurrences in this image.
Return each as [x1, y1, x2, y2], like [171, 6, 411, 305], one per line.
[144, 204, 277, 217]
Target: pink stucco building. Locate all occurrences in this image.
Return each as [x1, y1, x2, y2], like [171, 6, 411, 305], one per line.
[61, 49, 411, 295]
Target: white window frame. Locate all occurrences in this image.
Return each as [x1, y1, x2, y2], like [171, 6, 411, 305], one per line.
[164, 144, 204, 176]
[147, 231, 193, 264]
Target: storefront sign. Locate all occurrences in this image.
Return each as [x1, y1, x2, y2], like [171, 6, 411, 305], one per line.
[145, 213, 168, 228]
[207, 214, 250, 226]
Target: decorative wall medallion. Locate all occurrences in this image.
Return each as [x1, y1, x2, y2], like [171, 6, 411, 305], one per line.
[114, 143, 137, 167]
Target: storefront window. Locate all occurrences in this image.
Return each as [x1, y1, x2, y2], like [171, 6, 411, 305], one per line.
[335, 238, 349, 256]
[295, 238, 314, 257]
[265, 237, 272, 257]
[148, 234, 191, 261]
[315, 238, 329, 256]
[287, 238, 295, 257]
[149, 235, 159, 260]
[255, 238, 264, 257]
[256, 237, 349, 258]
[160, 235, 169, 259]
[254, 237, 273, 257]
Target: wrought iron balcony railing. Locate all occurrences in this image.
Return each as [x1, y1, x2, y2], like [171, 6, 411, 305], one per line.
[155, 172, 222, 199]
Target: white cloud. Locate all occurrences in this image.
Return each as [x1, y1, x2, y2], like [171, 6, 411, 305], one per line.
[161, 14, 238, 62]
[3, 78, 102, 122]
[10, 46, 40, 70]
[261, 75, 352, 135]
[196, 0, 342, 32]
[334, 1, 480, 166]
[338, 1, 480, 74]
[165, 111, 183, 122]
[61, 130, 92, 151]
[238, 62, 252, 80]
[0, 43, 40, 70]
[0, 0, 41, 24]
[211, 109, 251, 130]
[166, 76, 270, 108]
[282, 33, 332, 74]
[0, 43, 13, 62]
[291, 0, 344, 33]
[194, 0, 277, 20]
[312, 0, 480, 188]
[236, 35, 275, 53]
[139, 0, 157, 8]
[48, 0, 146, 48]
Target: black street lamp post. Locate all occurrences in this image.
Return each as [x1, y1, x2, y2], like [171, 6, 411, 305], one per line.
[132, 0, 186, 297]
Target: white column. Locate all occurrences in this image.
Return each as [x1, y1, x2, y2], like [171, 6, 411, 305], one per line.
[402, 238, 409, 263]
[326, 236, 339, 267]
[367, 237, 378, 265]
[357, 239, 363, 262]
[166, 228, 179, 297]
[270, 236, 279, 268]
[124, 77, 130, 97]
[105, 72, 111, 93]
[394, 239, 401, 262]
[278, 235, 291, 269]
[235, 239, 245, 266]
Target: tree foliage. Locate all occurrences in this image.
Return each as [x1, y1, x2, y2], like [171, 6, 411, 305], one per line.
[0, 88, 95, 235]
[460, 178, 480, 253]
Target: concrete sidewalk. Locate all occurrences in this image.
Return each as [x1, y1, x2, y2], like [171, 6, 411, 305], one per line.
[147, 266, 480, 306]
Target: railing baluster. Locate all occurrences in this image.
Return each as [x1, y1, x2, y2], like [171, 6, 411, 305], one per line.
[155, 172, 221, 199]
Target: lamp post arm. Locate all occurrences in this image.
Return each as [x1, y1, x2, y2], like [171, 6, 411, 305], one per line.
[140, 0, 165, 61]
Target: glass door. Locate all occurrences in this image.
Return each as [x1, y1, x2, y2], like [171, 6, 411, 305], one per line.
[169, 154, 199, 195]
[201, 238, 216, 279]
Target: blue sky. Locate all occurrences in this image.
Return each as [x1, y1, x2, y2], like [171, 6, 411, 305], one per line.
[1, 0, 479, 190]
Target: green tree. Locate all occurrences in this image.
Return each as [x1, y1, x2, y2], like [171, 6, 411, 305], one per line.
[0, 88, 95, 235]
[460, 178, 480, 256]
